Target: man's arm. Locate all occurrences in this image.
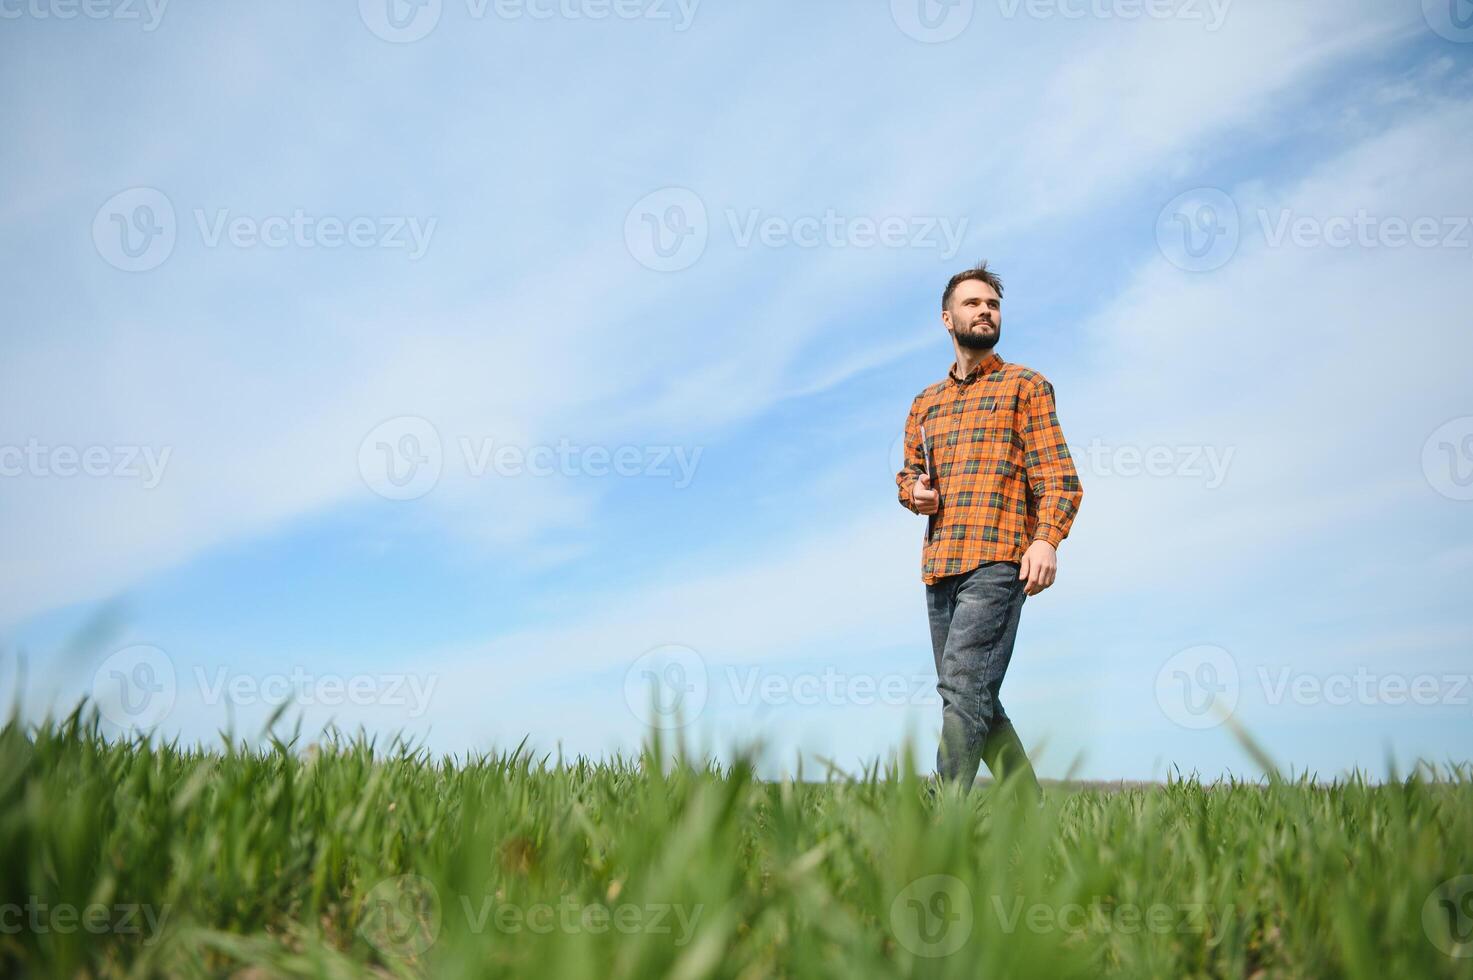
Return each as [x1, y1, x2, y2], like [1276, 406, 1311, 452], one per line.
[1021, 376, 1083, 545]
[896, 397, 926, 514]
[1018, 377, 1083, 594]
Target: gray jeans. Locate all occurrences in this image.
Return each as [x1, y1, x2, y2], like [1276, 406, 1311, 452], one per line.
[925, 560, 1037, 792]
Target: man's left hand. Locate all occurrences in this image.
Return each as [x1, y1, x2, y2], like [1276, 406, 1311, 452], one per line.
[1018, 540, 1058, 596]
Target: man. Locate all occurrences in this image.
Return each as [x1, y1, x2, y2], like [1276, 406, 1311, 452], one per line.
[895, 262, 1083, 798]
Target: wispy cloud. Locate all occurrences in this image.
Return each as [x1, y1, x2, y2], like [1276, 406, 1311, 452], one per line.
[3, 2, 1468, 780]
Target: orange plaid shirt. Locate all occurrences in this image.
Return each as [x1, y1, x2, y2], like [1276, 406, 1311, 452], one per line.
[896, 351, 1083, 584]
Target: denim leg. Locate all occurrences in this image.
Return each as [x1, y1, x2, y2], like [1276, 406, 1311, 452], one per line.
[979, 717, 1041, 803]
[926, 561, 1027, 788]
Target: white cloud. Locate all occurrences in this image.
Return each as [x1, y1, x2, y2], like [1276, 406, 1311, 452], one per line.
[380, 79, 1473, 772]
[1059, 91, 1473, 597]
[0, 0, 1446, 639]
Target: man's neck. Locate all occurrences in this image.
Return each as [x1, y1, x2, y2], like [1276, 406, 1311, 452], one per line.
[951, 345, 997, 380]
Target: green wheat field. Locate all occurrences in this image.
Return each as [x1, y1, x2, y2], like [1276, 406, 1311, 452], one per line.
[2, 704, 1472, 979]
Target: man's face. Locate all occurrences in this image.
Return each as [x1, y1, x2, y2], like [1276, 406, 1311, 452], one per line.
[942, 279, 1002, 351]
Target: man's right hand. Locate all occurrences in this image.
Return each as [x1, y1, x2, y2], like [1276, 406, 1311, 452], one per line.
[912, 472, 939, 515]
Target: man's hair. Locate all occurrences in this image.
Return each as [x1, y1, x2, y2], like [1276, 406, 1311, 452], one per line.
[942, 261, 1004, 311]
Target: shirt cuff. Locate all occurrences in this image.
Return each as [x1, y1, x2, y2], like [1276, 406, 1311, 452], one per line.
[1032, 524, 1065, 548]
[898, 474, 920, 513]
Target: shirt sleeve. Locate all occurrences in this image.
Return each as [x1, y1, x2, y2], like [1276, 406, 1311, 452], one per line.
[896, 397, 926, 514]
[1020, 377, 1083, 547]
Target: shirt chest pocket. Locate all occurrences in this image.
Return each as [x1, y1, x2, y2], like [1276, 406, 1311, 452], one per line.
[962, 426, 1015, 465]
[959, 399, 1021, 470]
[928, 396, 1016, 472]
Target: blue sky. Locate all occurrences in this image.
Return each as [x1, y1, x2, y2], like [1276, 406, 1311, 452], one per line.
[2, 0, 1471, 781]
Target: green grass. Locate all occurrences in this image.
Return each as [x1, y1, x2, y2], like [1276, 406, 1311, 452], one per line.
[2, 704, 1471, 978]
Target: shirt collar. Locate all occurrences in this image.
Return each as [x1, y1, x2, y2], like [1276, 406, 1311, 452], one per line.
[948, 351, 1003, 386]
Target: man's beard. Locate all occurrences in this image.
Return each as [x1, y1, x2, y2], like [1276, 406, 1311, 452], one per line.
[953, 320, 1000, 351]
